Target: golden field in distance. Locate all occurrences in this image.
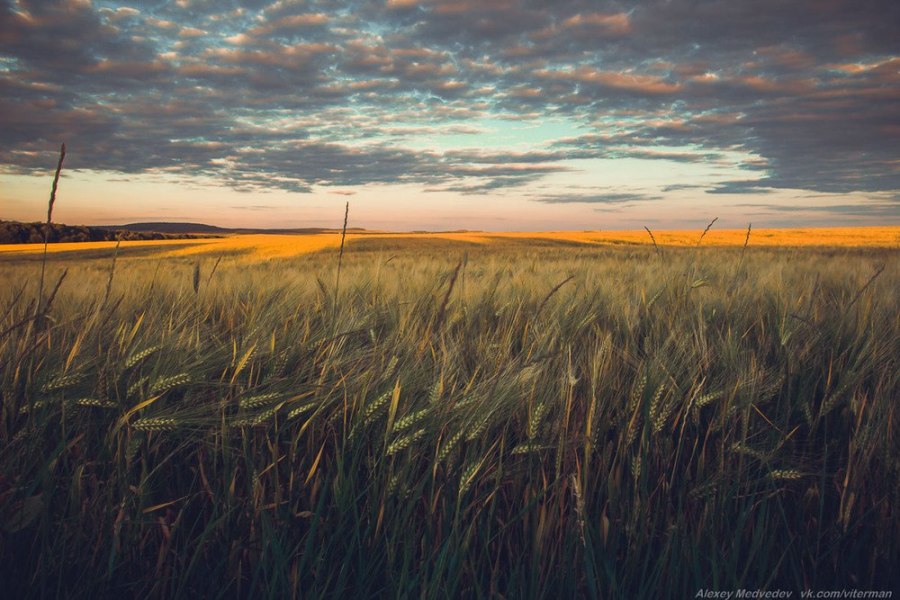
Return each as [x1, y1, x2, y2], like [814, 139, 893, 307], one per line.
[0, 226, 898, 261]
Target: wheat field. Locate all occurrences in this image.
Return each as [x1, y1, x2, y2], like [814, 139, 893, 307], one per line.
[0, 231, 898, 597]
[2, 226, 899, 263]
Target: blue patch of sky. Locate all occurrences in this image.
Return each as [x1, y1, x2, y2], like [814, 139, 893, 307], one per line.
[395, 117, 587, 151]
[0, 57, 19, 72]
[542, 150, 766, 194]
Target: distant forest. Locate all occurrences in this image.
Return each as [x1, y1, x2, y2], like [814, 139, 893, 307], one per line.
[0, 220, 216, 244]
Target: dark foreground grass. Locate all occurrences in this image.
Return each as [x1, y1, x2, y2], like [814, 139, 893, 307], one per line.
[0, 242, 898, 598]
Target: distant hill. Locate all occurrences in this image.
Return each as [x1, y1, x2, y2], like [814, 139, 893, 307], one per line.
[0, 220, 221, 244]
[96, 222, 231, 235]
[0, 220, 375, 244]
[99, 222, 369, 235]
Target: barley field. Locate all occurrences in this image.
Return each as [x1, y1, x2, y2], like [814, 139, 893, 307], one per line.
[0, 231, 898, 597]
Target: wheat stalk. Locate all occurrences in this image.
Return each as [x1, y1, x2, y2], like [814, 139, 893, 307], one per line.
[132, 417, 177, 431]
[695, 390, 723, 409]
[697, 217, 718, 247]
[511, 441, 545, 455]
[127, 376, 149, 399]
[434, 260, 463, 334]
[239, 392, 282, 409]
[362, 389, 392, 424]
[288, 401, 318, 419]
[437, 429, 464, 463]
[43, 269, 68, 315]
[332, 201, 349, 328]
[742, 222, 751, 255]
[820, 378, 854, 417]
[529, 401, 550, 439]
[192, 262, 201, 295]
[644, 226, 661, 258]
[466, 410, 493, 441]
[393, 407, 431, 433]
[149, 373, 191, 394]
[845, 264, 885, 313]
[769, 469, 804, 481]
[251, 405, 280, 425]
[627, 374, 647, 415]
[535, 275, 574, 318]
[125, 345, 162, 369]
[649, 385, 672, 434]
[205, 256, 222, 287]
[102, 237, 122, 307]
[730, 443, 767, 461]
[458, 459, 484, 496]
[386, 428, 427, 455]
[570, 473, 586, 547]
[428, 378, 443, 404]
[630, 454, 642, 481]
[35, 143, 66, 318]
[74, 398, 117, 409]
[41, 372, 85, 393]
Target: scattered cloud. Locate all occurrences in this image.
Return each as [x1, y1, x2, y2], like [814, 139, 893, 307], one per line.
[736, 202, 900, 217]
[706, 182, 774, 195]
[533, 192, 663, 204]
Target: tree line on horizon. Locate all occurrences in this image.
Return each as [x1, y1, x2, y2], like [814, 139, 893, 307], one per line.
[0, 220, 214, 244]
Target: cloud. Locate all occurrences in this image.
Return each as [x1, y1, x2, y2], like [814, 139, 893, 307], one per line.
[535, 67, 682, 95]
[736, 201, 900, 217]
[532, 192, 663, 204]
[662, 183, 706, 192]
[560, 12, 632, 36]
[0, 0, 897, 208]
[706, 182, 774, 195]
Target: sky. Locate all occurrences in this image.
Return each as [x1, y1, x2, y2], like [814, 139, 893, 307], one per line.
[1, 0, 898, 231]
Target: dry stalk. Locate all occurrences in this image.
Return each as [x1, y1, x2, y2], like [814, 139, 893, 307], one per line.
[36, 143, 66, 317]
[697, 217, 718, 247]
[846, 264, 886, 312]
[644, 226, 661, 259]
[535, 275, 574, 318]
[435, 260, 463, 333]
[332, 201, 350, 328]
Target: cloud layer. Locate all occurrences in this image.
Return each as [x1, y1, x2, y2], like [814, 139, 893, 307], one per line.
[1, 0, 898, 212]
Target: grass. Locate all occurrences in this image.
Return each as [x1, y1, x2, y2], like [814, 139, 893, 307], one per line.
[0, 233, 898, 598]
